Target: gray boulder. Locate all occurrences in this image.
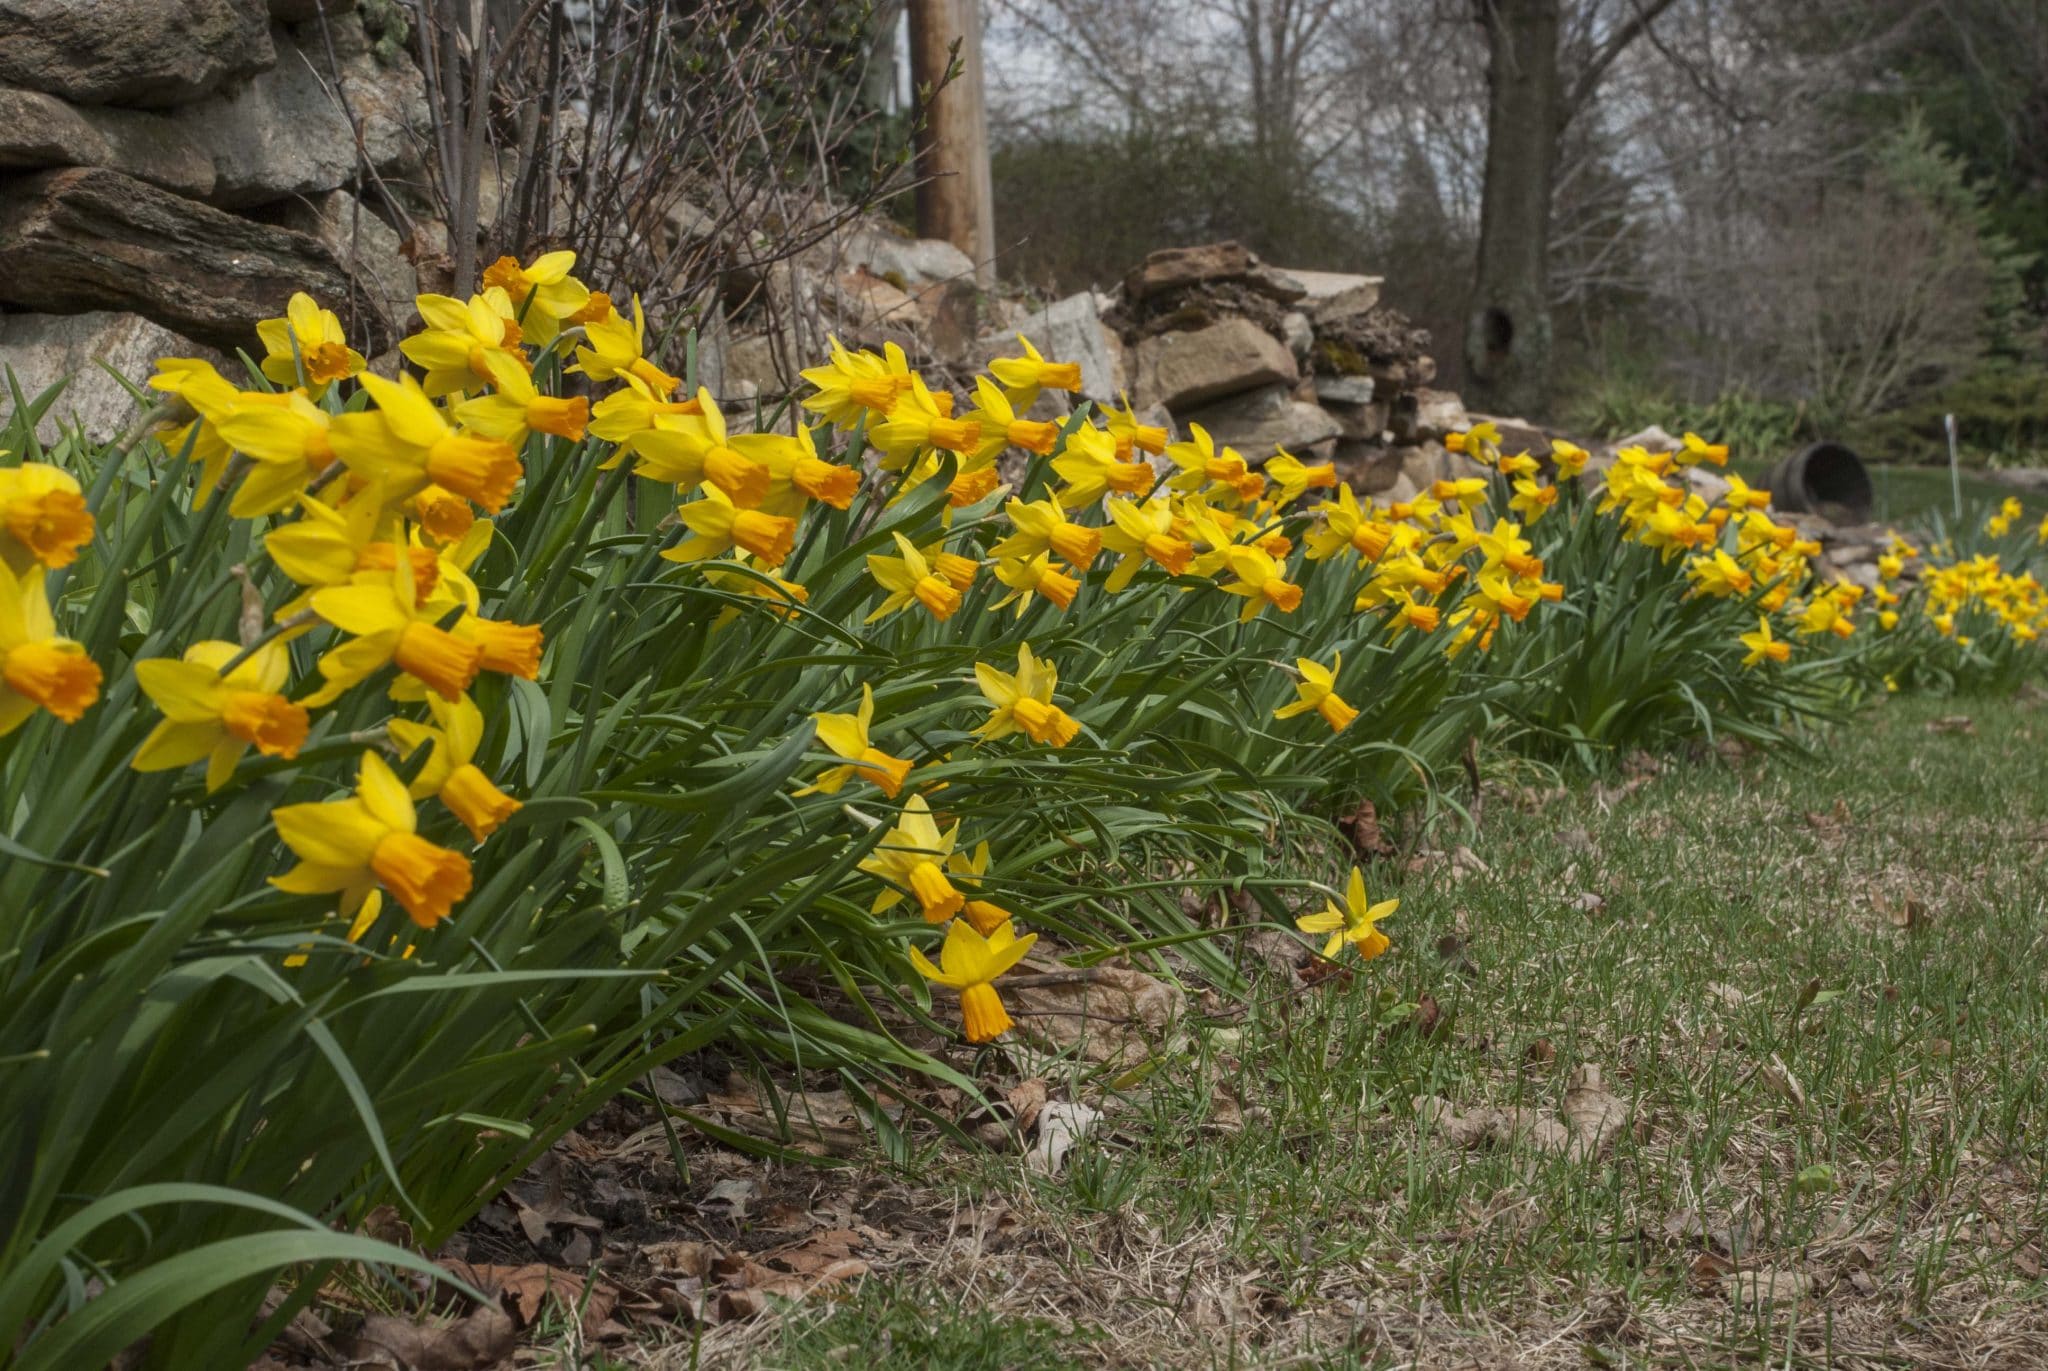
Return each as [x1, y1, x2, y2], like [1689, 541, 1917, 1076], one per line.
[1132, 316, 1297, 411]
[263, 188, 419, 336]
[0, 87, 217, 197]
[990, 291, 1125, 404]
[174, 21, 426, 208]
[0, 0, 273, 107]
[0, 311, 227, 442]
[1179, 384, 1341, 464]
[0, 167, 390, 353]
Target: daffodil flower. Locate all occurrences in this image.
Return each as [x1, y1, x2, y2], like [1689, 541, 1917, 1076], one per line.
[257, 291, 364, 394]
[988, 334, 1082, 412]
[796, 684, 913, 798]
[910, 917, 1038, 1043]
[456, 349, 590, 445]
[0, 462, 94, 573]
[990, 552, 1079, 615]
[270, 751, 473, 927]
[860, 793, 965, 921]
[974, 643, 1080, 747]
[0, 563, 99, 735]
[798, 336, 913, 429]
[869, 375, 981, 468]
[132, 641, 307, 792]
[400, 289, 527, 397]
[990, 497, 1101, 569]
[629, 388, 772, 507]
[1274, 653, 1356, 733]
[329, 373, 522, 513]
[663, 484, 796, 567]
[214, 390, 340, 517]
[478, 250, 591, 345]
[1218, 545, 1302, 622]
[866, 532, 963, 623]
[1099, 496, 1193, 589]
[1164, 423, 1249, 494]
[734, 423, 861, 516]
[1052, 424, 1155, 508]
[572, 294, 680, 396]
[388, 694, 522, 841]
[964, 375, 1060, 458]
[1740, 615, 1790, 667]
[1677, 431, 1729, 467]
[945, 840, 1014, 936]
[1103, 391, 1167, 459]
[1296, 867, 1395, 961]
[1263, 448, 1337, 506]
[305, 559, 483, 706]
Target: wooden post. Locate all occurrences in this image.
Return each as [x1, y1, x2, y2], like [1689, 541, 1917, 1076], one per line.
[907, 0, 994, 285]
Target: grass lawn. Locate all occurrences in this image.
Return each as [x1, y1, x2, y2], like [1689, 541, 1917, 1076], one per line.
[605, 690, 2048, 1370]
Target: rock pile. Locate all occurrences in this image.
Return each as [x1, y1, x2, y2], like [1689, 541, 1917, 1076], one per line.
[0, 0, 428, 437]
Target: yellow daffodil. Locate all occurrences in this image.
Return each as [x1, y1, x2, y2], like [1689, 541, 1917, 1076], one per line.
[478, 249, 590, 345]
[1677, 432, 1729, 467]
[990, 552, 1080, 615]
[1264, 449, 1337, 506]
[455, 349, 590, 445]
[1740, 615, 1790, 667]
[663, 484, 796, 566]
[1104, 392, 1167, 459]
[1296, 866, 1395, 960]
[1052, 423, 1155, 508]
[1218, 545, 1303, 621]
[270, 750, 472, 927]
[387, 693, 522, 841]
[964, 375, 1061, 458]
[738, 423, 861, 516]
[990, 497, 1101, 569]
[1549, 439, 1590, 477]
[305, 558, 482, 706]
[257, 291, 364, 394]
[1100, 495, 1194, 589]
[870, 375, 981, 469]
[988, 334, 1082, 410]
[1274, 652, 1356, 732]
[1687, 549, 1753, 598]
[572, 294, 679, 396]
[0, 564, 98, 734]
[1508, 477, 1558, 523]
[799, 336, 913, 429]
[626, 387, 772, 506]
[910, 916, 1037, 1043]
[0, 462, 94, 573]
[974, 642, 1080, 747]
[797, 684, 913, 798]
[329, 373, 522, 513]
[401, 289, 525, 397]
[866, 532, 963, 623]
[861, 793, 965, 921]
[132, 640, 306, 791]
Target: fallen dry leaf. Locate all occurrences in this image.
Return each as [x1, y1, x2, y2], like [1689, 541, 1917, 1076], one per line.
[1926, 715, 1976, 736]
[1760, 1053, 1806, 1110]
[1875, 893, 1927, 931]
[438, 1261, 616, 1338]
[1028, 1099, 1103, 1174]
[1730, 1269, 1811, 1307]
[1414, 1095, 1569, 1153]
[1009, 964, 1184, 1068]
[1340, 798, 1397, 860]
[347, 1307, 515, 1370]
[1562, 1064, 1628, 1161]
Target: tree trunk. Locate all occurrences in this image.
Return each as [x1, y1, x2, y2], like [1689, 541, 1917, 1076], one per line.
[907, 0, 994, 286]
[1466, 0, 1563, 418]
